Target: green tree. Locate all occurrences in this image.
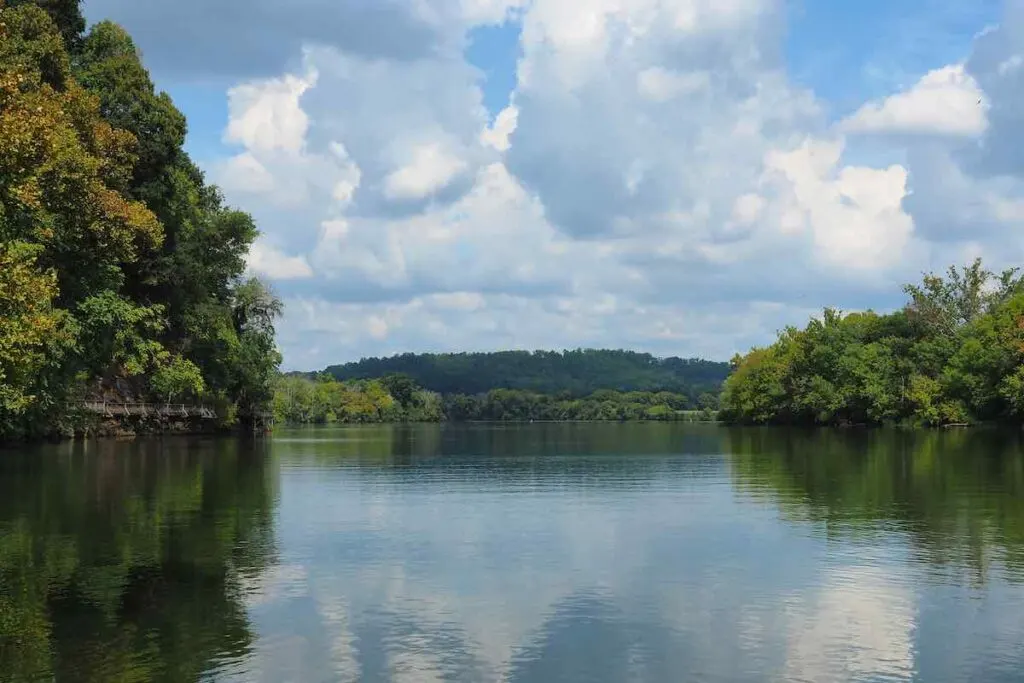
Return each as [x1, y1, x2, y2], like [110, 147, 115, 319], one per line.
[720, 260, 1024, 427]
[6, 0, 85, 49]
[0, 4, 163, 306]
[382, 373, 417, 408]
[0, 242, 73, 418]
[227, 279, 283, 424]
[904, 258, 1022, 337]
[150, 355, 205, 405]
[325, 349, 730, 399]
[0, 3, 283, 440]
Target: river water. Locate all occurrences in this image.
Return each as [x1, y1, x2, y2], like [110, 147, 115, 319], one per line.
[1, 423, 1023, 682]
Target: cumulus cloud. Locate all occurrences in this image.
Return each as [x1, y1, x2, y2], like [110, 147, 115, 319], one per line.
[383, 142, 469, 200]
[247, 242, 314, 281]
[760, 139, 914, 270]
[842, 65, 988, 137]
[636, 67, 711, 102]
[224, 70, 318, 154]
[84, 0, 1024, 367]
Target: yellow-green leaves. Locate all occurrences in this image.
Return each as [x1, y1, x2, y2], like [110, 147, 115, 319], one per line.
[0, 241, 69, 413]
[150, 355, 206, 403]
[0, 3, 162, 284]
[0, 3, 280, 440]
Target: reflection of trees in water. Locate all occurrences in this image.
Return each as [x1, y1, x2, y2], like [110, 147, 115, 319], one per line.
[274, 422, 727, 488]
[0, 438, 277, 681]
[726, 427, 1024, 583]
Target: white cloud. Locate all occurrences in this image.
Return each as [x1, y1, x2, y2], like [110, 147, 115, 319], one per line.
[480, 105, 519, 152]
[178, 0, 1024, 367]
[636, 67, 710, 102]
[458, 0, 528, 25]
[761, 138, 914, 270]
[383, 141, 470, 200]
[218, 152, 276, 194]
[247, 242, 314, 280]
[224, 69, 318, 153]
[730, 193, 766, 225]
[327, 142, 363, 207]
[842, 65, 987, 137]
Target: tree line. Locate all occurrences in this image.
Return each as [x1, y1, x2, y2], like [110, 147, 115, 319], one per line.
[0, 1, 281, 440]
[324, 349, 730, 400]
[274, 373, 719, 424]
[720, 260, 1024, 426]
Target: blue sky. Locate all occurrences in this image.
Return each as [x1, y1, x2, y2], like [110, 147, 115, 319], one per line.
[783, 0, 1001, 103]
[82, 0, 1024, 369]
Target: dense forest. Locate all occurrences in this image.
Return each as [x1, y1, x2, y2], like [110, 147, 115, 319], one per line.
[324, 350, 730, 399]
[273, 373, 719, 425]
[721, 260, 1024, 427]
[0, 1, 281, 440]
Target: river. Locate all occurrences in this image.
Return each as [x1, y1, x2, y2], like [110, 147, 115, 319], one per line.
[1, 423, 1023, 682]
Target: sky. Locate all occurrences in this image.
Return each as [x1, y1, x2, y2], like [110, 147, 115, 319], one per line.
[80, 0, 1024, 370]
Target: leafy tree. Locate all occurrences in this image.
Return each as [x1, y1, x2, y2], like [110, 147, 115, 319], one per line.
[74, 21, 187, 194]
[6, 0, 85, 50]
[903, 258, 1022, 337]
[272, 375, 706, 425]
[74, 292, 166, 376]
[227, 279, 283, 425]
[0, 4, 162, 306]
[326, 349, 729, 400]
[0, 3, 282, 440]
[721, 260, 1024, 427]
[381, 373, 418, 408]
[0, 242, 73, 417]
[150, 355, 205, 404]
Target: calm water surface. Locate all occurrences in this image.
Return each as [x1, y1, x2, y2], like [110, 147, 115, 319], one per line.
[2, 424, 1024, 682]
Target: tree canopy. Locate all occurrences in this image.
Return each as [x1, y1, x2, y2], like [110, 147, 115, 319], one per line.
[325, 349, 730, 400]
[273, 372, 718, 425]
[720, 259, 1024, 427]
[0, 1, 281, 440]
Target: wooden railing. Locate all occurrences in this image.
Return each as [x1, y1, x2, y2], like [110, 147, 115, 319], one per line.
[80, 401, 217, 419]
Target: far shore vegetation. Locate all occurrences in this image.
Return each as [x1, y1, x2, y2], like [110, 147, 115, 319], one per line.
[277, 261, 1024, 430]
[274, 350, 727, 425]
[720, 259, 1024, 428]
[6, 4, 1024, 440]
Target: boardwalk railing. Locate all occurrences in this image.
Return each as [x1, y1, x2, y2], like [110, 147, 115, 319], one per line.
[81, 401, 217, 419]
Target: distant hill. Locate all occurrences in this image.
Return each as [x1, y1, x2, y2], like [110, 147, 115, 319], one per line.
[323, 349, 731, 398]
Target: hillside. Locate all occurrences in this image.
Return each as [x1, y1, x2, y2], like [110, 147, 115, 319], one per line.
[323, 350, 730, 399]
[0, 4, 281, 441]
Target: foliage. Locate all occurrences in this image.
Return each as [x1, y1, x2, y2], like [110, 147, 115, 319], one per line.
[0, 242, 72, 415]
[721, 260, 1024, 426]
[0, 2, 281, 440]
[273, 374, 436, 424]
[74, 291, 167, 376]
[443, 388, 704, 422]
[325, 349, 730, 400]
[6, 0, 85, 49]
[150, 355, 205, 403]
[274, 374, 711, 424]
